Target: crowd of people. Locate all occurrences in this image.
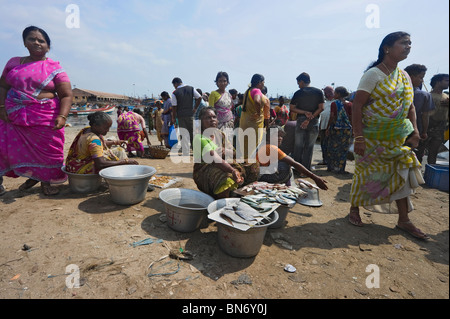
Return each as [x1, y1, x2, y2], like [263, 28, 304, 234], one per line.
[1, 27, 449, 241]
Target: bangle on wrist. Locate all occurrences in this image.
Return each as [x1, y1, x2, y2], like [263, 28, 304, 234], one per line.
[58, 114, 67, 120]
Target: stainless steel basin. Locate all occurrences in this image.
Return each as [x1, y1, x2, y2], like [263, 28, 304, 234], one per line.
[99, 165, 156, 205]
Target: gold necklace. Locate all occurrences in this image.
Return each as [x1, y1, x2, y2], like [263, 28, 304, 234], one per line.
[381, 62, 393, 75]
[22, 56, 47, 64]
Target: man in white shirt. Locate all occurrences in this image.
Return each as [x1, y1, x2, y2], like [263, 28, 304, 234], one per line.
[318, 86, 334, 165]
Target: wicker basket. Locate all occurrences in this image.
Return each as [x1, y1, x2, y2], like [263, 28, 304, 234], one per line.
[148, 145, 170, 159]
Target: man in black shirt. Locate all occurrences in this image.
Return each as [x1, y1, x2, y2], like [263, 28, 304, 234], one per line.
[289, 72, 324, 171]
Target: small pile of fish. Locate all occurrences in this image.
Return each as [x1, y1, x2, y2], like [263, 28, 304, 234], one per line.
[219, 200, 275, 228]
[297, 179, 320, 190]
[240, 181, 307, 207]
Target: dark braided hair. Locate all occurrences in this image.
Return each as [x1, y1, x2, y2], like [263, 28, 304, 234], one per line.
[88, 111, 112, 127]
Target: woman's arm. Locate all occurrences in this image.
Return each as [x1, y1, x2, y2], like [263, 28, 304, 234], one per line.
[93, 156, 139, 172]
[351, 90, 371, 156]
[253, 94, 263, 116]
[281, 155, 328, 190]
[54, 82, 73, 130]
[209, 149, 243, 184]
[405, 103, 420, 148]
[105, 139, 127, 148]
[0, 76, 11, 122]
[326, 102, 337, 132]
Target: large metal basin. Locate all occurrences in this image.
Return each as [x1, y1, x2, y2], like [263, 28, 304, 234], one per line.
[207, 198, 279, 258]
[159, 188, 215, 232]
[61, 166, 102, 194]
[99, 165, 156, 205]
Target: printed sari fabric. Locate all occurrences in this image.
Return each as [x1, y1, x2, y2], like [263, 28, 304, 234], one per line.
[193, 130, 259, 198]
[117, 111, 144, 153]
[0, 57, 70, 183]
[210, 91, 234, 130]
[238, 89, 265, 160]
[350, 68, 423, 213]
[275, 104, 289, 126]
[154, 108, 164, 142]
[65, 127, 119, 174]
[327, 100, 352, 172]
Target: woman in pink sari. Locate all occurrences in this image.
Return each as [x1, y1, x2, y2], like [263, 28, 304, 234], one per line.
[117, 108, 151, 158]
[0, 26, 73, 196]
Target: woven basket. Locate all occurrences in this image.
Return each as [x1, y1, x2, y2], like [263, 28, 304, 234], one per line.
[148, 145, 170, 159]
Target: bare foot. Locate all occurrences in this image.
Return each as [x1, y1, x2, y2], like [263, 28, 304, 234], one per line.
[41, 183, 60, 196]
[348, 207, 364, 227]
[396, 220, 430, 240]
[19, 179, 39, 191]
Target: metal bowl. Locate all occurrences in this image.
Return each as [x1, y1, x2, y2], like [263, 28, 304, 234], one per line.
[207, 198, 279, 258]
[297, 187, 323, 207]
[159, 188, 215, 232]
[61, 166, 102, 194]
[270, 204, 291, 229]
[99, 165, 156, 205]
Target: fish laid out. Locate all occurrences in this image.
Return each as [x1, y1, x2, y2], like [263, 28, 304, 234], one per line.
[240, 182, 307, 207]
[219, 201, 274, 227]
[297, 179, 319, 190]
[210, 182, 316, 231]
[209, 198, 280, 231]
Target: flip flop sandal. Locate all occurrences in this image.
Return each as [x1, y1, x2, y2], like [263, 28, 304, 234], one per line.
[19, 179, 39, 191]
[0, 185, 6, 196]
[41, 184, 60, 196]
[396, 221, 430, 240]
[348, 209, 364, 227]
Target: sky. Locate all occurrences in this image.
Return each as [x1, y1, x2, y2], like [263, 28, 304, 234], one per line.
[0, 0, 448, 99]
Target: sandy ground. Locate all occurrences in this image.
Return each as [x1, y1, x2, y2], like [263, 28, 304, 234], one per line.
[0, 125, 448, 303]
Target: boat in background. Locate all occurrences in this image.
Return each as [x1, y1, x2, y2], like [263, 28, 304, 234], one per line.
[69, 104, 116, 116]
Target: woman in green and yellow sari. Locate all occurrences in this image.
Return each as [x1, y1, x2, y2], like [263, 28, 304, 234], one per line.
[349, 32, 429, 240]
[238, 74, 265, 160]
[193, 107, 259, 199]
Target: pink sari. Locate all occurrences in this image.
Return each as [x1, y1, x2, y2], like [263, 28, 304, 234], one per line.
[0, 57, 70, 183]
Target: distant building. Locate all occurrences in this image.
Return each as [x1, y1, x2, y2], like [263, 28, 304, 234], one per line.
[72, 88, 131, 105]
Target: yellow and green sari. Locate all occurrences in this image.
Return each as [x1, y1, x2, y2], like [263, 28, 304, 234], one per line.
[65, 127, 119, 174]
[350, 68, 424, 213]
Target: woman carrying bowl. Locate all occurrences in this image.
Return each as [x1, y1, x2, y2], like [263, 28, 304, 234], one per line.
[65, 112, 138, 174]
[193, 107, 259, 199]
